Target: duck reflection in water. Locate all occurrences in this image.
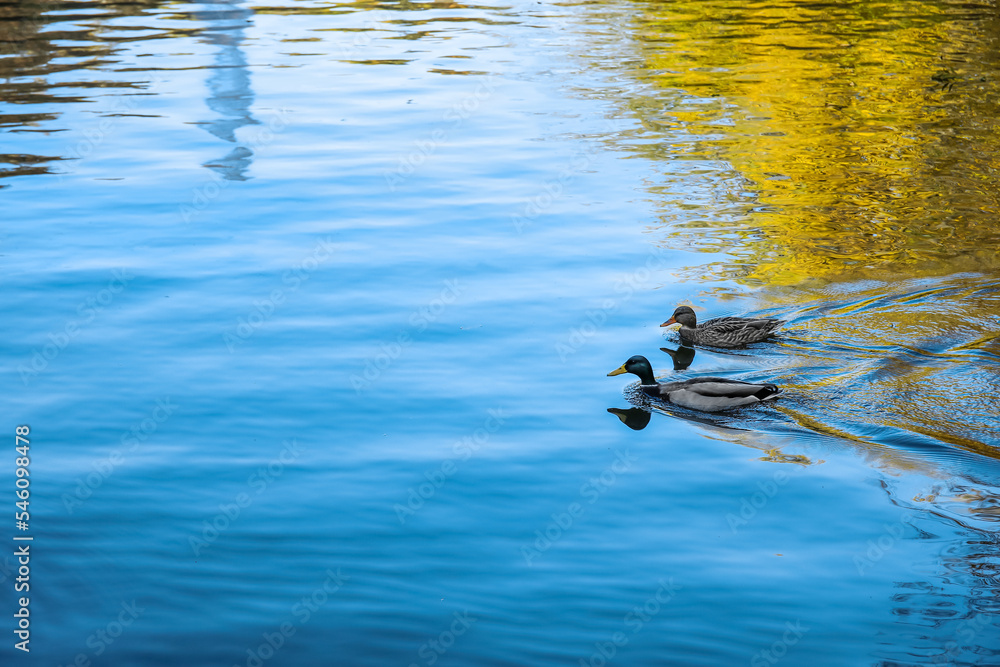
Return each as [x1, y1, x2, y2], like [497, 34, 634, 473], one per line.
[607, 407, 652, 431]
[661, 344, 696, 371]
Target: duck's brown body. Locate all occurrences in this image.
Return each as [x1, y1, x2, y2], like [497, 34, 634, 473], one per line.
[661, 306, 782, 348]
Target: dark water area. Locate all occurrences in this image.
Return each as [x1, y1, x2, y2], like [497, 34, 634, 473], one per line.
[2, 0, 999, 665]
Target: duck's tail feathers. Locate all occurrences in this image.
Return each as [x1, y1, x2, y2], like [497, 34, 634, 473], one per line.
[754, 384, 781, 401]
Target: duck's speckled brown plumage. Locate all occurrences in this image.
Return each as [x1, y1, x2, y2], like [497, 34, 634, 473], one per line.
[661, 306, 782, 348]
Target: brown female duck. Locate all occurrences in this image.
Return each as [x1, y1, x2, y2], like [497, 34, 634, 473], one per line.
[661, 305, 782, 348]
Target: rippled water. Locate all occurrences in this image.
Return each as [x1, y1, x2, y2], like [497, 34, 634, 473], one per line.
[2, 0, 999, 665]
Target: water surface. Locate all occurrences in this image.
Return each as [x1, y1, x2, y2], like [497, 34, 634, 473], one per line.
[2, 0, 999, 665]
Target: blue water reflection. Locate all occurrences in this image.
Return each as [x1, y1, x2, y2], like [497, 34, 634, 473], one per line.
[194, 0, 258, 180]
[1, 0, 998, 665]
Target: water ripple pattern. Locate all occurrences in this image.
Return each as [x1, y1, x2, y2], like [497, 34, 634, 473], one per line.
[2, 0, 1000, 666]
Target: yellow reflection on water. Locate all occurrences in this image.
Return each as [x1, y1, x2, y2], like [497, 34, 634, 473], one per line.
[621, 0, 1000, 285]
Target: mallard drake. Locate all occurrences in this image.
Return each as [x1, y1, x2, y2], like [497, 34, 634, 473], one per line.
[607, 355, 780, 412]
[661, 305, 782, 348]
